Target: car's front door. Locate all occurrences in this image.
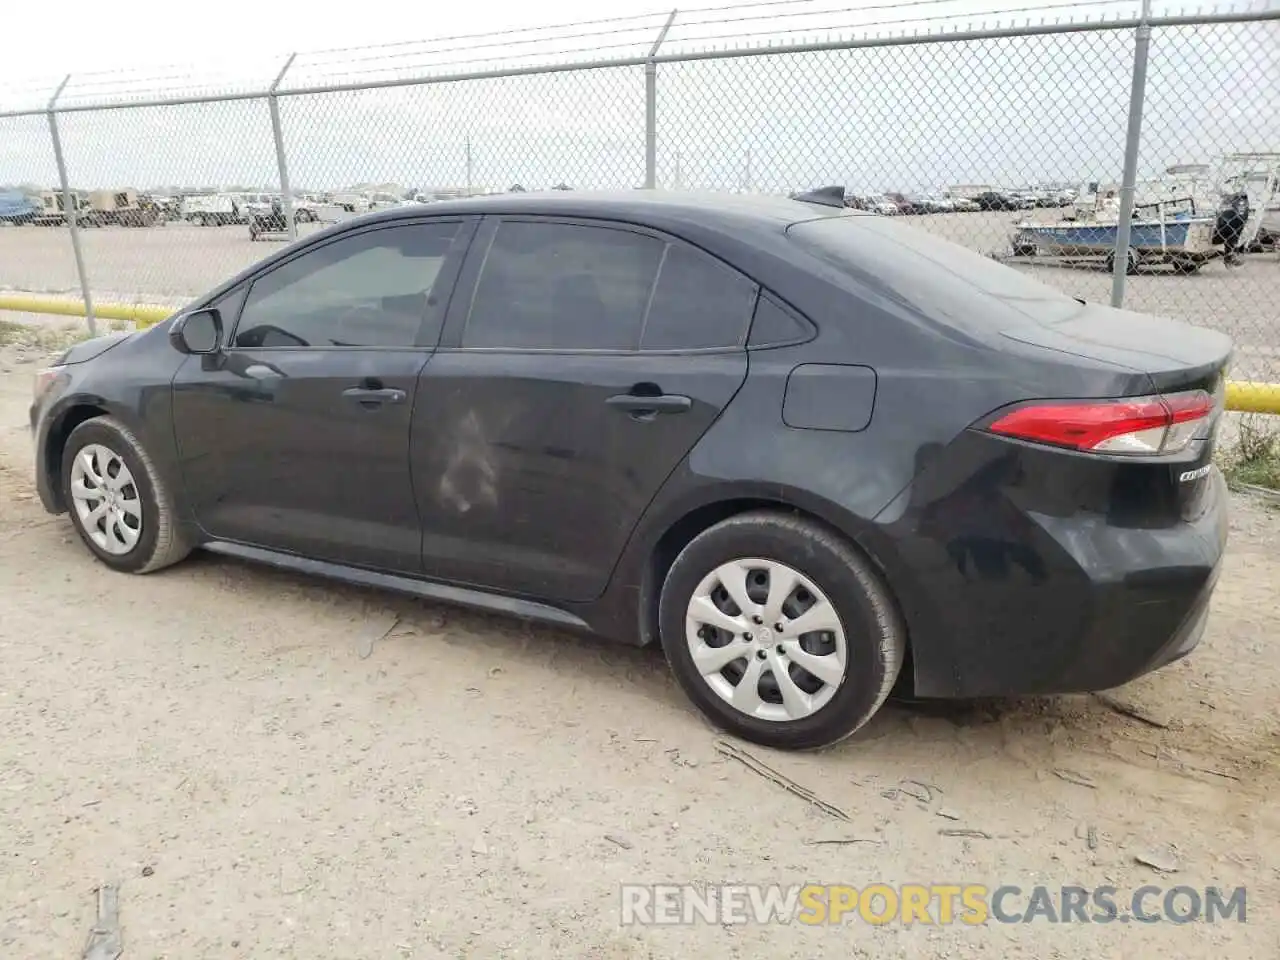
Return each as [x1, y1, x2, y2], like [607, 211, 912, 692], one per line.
[412, 216, 759, 602]
[171, 218, 474, 571]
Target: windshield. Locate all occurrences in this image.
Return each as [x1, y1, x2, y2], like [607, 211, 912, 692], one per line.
[788, 215, 1085, 331]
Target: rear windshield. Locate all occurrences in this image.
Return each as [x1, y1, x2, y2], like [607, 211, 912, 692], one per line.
[788, 215, 1085, 330]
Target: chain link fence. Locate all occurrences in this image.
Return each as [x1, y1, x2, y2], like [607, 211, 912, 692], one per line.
[1, 3, 1278, 397]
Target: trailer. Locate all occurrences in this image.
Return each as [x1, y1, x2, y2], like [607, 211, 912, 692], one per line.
[1010, 196, 1221, 274]
[247, 201, 293, 242]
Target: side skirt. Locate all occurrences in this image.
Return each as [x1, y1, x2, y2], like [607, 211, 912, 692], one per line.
[200, 541, 592, 631]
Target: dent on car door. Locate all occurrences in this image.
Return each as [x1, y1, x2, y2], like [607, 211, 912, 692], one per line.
[412, 217, 757, 602]
[171, 218, 474, 570]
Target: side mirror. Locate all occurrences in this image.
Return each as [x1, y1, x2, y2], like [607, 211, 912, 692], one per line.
[170, 308, 222, 355]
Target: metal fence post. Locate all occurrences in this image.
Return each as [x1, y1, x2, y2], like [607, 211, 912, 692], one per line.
[268, 54, 298, 242]
[645, 10, 679, 189]
[47, 75, 97, 336]
[1110, 0, 1153, 308]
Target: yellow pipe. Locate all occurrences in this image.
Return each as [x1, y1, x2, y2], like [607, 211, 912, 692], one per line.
[3, 294, 1280, 414]
[0, 295, 172, 327]
[1226, 381, 1280, 415]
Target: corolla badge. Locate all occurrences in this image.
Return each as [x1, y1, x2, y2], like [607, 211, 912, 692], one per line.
[1179, 464, 1213, 483]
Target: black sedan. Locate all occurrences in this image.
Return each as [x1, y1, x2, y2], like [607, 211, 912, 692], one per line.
[30, 189, 1231, 750]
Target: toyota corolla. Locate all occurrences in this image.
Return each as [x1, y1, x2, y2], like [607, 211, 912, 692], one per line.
[30, 189, 1231, 750]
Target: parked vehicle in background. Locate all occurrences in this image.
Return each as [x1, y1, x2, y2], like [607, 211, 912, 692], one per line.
[975, 191, 1023, 211]
[83, 190, 160, 227]
[0, 189, 39, 225]
[885, 192, 921, 215]
[28, 188, 1232, 751]
[31, 190, 91, 226]
[921, 194, 956, 213]
[949, 196, 980, 212]
[147, 195, 184, 221]
[183, 193, 245, 226]
[846, 194, 899, 215]
[331, 191, 404, 214]
[242, 193, 321, 224]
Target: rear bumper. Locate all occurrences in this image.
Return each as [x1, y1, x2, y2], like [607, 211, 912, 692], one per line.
[881, 440, 1228, 699]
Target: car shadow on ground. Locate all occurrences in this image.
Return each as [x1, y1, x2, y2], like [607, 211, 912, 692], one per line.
[171, 548, 1205, 767]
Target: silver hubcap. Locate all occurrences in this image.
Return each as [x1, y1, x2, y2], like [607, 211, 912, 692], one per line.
[685, 558, 847, 723]
[70, 444, 142, 556]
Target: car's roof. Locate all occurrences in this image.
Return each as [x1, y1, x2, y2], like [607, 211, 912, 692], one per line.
[353, 189, 865, 234]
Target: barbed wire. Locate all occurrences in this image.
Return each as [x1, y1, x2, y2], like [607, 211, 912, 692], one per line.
[0, 0, 1273, 112]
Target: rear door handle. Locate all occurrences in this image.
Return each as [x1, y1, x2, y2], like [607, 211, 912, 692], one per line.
[606, 393, 692, 416]
[342, 386, 406, 406]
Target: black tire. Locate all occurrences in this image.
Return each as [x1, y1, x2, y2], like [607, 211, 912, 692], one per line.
[60, 416, 192, 574]
[658, 510, 905, 750]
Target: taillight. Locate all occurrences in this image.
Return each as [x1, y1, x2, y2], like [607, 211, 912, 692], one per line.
[987, 390, 1214, 455]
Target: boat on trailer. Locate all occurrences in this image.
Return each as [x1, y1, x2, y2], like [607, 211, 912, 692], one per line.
[1011, 196, 1219, 274]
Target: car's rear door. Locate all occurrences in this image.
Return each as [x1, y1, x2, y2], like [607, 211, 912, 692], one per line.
[171, 217, 475, 571]
[411, 215, 759, 602]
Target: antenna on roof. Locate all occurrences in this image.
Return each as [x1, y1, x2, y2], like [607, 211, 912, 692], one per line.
[790, 185, 846, 208]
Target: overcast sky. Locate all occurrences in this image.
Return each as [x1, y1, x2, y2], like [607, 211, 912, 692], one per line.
[1, 0, 1276, 194]
[1, 0, 1167, 103]
[0, 0, 648, 84]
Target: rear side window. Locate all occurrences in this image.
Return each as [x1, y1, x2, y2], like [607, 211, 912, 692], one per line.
[464, 221, 662, 350]
[640, 243, 758, 351]
[463, 219, 757, 352]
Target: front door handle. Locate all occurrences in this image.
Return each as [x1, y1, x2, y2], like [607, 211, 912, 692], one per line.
[606, 393, 692, 417]
[342, 386, 406, 407]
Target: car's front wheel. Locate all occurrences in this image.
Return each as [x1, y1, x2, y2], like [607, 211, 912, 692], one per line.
[61, 416, 192, 574]
[659, 511, 905, 750]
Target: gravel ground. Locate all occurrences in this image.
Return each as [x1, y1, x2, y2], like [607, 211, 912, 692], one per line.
[2, 211, 1279, 382]
[0, 324, 1278, 958]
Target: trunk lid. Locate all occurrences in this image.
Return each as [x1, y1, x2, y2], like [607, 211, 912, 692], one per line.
[999, 301, 1233, 395]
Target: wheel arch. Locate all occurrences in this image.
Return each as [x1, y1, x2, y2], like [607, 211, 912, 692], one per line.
[41, 399, 151, 513]
[41, 401, 113, 512]
[632, 490, 916, 692]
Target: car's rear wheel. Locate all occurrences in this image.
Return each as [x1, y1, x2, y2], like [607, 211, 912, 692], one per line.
[61, 416, 192, 574]
[659, 511, 905, 750]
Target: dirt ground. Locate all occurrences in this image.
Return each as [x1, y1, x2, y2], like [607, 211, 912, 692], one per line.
[0, 325, 1278, 959]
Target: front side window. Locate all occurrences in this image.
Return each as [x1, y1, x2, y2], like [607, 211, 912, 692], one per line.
[233, 221, 459, 349]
